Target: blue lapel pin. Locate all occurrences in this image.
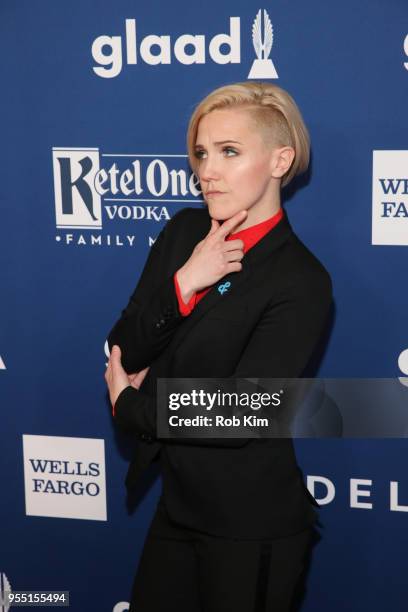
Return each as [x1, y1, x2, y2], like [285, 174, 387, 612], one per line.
[217, 281, 231, 295]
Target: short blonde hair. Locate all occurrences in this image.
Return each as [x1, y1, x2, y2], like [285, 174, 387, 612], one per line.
[186, 81, 310, 188]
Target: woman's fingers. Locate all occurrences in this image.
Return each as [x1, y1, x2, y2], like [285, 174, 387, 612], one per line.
[130, 366, 150, 390]
[226, 261, 243, 273]
[223, 238, 244, 252]
[212, 209, 247, 239]
[110, 344, 122, 365]
[207, 218, 220, 236]
[104, 345, 134, 407]
[104, 345, 123, 388]
[104, 358, 111, 382]
[176, 210, 248, 295]
[121, 366, 151, 391]
[224, 248, 244, 262]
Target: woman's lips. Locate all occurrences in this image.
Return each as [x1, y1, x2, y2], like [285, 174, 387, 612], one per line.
[206, 191, 225, 197]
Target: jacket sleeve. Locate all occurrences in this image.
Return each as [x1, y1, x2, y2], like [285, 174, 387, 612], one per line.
[173, 271, 198, 316]
[107, 208, 190, 373]
[113, 265, 333, 447]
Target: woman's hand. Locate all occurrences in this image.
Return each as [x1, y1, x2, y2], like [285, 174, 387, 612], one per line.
[176, 209, 248, 300]
[105, 345, 150, 409]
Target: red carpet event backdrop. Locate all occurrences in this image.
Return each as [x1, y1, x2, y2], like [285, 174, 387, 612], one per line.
[1, 0, 408, 610]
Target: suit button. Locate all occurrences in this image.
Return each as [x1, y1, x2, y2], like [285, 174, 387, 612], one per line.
[155, 321, 162, 329]
[160, 318, 165, 325]
[140, 433, 153, 443]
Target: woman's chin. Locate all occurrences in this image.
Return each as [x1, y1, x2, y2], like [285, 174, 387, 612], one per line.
[209, 209, 243, 223]
[207, 204, 232, 221]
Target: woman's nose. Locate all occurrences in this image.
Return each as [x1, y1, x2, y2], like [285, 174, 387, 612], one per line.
[199, 157, 220, 182]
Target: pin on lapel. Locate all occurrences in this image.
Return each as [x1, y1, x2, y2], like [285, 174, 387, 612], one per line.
[217, 281, 231, 295]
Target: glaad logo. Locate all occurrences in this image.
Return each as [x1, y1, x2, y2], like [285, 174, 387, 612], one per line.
[52, 148, 202, 247]
[404, 34, 408, 70]
[0, 573, 12, 612]
[248, 9, 278, 79]
[92, 17, 240, 78]
[0, 354, 5, 370]
[91, 11, 278, 80]
[372, 150, 408, 246]
[22, 434, 107, 521]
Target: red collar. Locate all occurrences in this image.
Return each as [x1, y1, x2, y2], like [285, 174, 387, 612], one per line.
[227, 208, 284, 254]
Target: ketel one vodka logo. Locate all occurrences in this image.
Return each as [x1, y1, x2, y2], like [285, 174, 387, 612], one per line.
[53, 148, 102, 230]
[52, 148, 201, 247]
[248, 9, 278, 79]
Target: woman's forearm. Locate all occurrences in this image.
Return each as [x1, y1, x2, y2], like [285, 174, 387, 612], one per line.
[175, 266, 196, 305]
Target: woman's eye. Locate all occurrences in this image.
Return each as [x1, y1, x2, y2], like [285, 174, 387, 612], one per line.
[193, 147, 238, 160]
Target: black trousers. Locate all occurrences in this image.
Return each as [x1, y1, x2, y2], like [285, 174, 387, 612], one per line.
[129, 500, 313, 612]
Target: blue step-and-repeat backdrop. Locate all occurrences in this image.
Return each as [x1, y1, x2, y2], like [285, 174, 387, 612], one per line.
[1, 1, 408, 610]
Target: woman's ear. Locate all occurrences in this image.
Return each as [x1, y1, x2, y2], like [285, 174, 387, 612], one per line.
[270, 146, 295, 179]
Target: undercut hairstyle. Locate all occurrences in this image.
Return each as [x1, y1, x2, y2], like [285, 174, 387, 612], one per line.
[186, 81, 310, 188]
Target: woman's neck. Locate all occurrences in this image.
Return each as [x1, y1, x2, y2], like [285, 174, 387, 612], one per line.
[231, 199, 281, 233]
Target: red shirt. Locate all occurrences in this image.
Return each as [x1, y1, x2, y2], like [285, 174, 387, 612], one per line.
[174, 208, 284, 316]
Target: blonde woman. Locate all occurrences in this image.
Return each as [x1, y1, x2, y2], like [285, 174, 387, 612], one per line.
[105, 81, 332, 611]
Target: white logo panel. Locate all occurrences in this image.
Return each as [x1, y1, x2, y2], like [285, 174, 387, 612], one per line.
[23, 434, 107, 521]
[53, 148, 102, 230]
[372, 150, 408, 246]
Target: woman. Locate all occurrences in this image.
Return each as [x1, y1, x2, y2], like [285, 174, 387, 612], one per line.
[105, 81, 332, 611]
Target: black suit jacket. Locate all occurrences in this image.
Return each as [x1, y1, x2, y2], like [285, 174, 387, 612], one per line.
[107, 206, 332, 538]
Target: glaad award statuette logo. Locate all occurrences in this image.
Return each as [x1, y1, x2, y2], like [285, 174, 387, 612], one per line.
[0, 572, 12, 612]
[248, 9, 278, 79]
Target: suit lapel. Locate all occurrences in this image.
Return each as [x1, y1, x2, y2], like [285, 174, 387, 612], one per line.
[168, 207, 294, 353]
[244, 207, 294, 267]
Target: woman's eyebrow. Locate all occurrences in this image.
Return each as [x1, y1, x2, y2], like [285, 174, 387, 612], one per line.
[194, 139, 243, 148]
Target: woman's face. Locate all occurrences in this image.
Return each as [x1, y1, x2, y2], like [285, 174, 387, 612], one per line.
[194, 108, 286, 223]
